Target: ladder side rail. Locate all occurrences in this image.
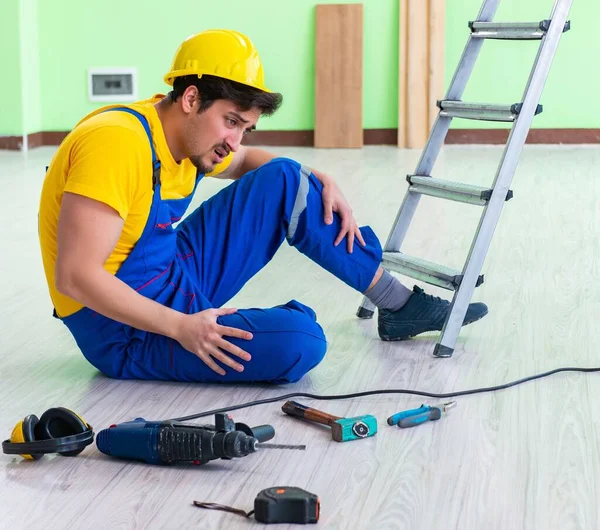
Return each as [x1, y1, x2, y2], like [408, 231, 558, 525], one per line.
[436, 0, 575, 353]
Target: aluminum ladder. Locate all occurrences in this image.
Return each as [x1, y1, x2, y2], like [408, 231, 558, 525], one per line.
[357, 0, 573, 358]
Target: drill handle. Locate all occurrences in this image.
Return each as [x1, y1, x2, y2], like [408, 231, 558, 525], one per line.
[282, 401, 340, 427]
[249, 424, 275, 442]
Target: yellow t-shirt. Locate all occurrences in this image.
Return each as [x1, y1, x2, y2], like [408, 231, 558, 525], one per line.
[38, 94, 233, 317]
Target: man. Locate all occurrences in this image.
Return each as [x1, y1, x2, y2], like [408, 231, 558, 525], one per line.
[38, 29, 487, 384]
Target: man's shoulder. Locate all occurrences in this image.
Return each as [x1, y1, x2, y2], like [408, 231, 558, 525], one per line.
[73, 110, 148, 147]
[70, 94, 165, 149]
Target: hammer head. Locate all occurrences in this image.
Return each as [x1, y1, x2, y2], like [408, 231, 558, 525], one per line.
[330, 415, 377, 442]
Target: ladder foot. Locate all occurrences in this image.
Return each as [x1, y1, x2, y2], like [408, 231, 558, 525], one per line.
[356, 306, 375, 319]
[433, 344, 454, 358]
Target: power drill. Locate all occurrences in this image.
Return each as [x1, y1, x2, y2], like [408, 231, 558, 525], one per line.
[96, 413, 279, 465]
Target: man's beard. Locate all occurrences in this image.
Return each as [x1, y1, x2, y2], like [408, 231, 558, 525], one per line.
[189, 155, 215, 174]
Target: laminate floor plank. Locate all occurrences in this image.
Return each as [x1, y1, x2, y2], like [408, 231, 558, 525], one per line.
[1, 145, 599, 530]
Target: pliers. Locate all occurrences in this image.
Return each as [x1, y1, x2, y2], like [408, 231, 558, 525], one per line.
[387, 401, 457, 428]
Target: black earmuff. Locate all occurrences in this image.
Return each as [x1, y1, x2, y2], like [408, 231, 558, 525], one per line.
[2, 407, 94, 460]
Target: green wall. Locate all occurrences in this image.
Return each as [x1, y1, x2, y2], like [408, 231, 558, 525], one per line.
[446, 0, 599, 128]
[0, 0, 24, 136]
[0, 0, 42, 138]
[20, 0, 42, 135]
[3, 0, 599, 137]
[36, 0, 399, 131]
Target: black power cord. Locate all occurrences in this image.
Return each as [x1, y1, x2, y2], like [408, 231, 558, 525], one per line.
[170, 366, 600, 422]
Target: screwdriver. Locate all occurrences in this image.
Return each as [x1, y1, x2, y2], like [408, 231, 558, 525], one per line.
[387, 401, 457, 428]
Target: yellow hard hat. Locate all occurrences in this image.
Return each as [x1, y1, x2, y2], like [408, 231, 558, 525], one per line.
[164, 29, 271, 92]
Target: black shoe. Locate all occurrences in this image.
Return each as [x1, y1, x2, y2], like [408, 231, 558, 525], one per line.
[378, 286, 488, 341]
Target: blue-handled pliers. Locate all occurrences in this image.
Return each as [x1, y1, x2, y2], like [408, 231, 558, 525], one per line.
[387, 401, 457, 428]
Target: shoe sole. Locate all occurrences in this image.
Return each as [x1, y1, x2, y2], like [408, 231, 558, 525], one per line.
[379, 309, 489, 342]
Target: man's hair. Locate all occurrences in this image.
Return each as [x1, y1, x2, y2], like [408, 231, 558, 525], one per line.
[168, 74, 282, 116]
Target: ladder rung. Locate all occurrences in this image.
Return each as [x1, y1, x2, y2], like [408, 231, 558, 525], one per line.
[407, 176, 513, 205]
[469, 20, 571, 40]
[437, 100, 543, 122]
[382, 252, 484, 291]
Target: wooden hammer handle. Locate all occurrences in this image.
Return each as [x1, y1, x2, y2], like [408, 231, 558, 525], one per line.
[282, 401, 341, 426]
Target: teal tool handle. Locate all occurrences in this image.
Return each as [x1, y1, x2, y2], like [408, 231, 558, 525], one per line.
[387, 405, 430, 426]
[398, 407, 442, 428]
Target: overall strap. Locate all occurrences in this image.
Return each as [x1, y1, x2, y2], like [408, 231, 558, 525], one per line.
[104, 107, 161, 189]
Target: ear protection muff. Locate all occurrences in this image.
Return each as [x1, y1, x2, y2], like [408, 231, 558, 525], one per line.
[2, 407, 94, 460]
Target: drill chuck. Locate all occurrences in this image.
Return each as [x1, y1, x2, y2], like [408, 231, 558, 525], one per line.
[212, 430, 257, 459]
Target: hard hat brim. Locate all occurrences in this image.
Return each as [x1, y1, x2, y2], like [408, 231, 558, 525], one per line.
[163, 70, 272, 93]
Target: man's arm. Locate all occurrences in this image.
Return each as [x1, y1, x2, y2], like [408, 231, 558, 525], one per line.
[213, 145, 335, 185]
[55, 193, 184, 337]
[209, 145, 270, 180]
[213, 146, 365, 252]
[55, 192, 252, 375]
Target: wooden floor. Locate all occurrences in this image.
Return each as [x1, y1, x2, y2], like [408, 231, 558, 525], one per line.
[1, 144, 599, 530]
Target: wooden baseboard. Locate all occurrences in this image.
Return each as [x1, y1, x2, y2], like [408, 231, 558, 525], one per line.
[0, 135, 25, 150]
[0, 131, 69, 150]
[447, 128, 600, 144]
[240, 128, 600, 146]
[2, 128, 599, 151]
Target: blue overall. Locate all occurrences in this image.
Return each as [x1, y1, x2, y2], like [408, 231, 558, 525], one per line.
[59, 109, 382, 384]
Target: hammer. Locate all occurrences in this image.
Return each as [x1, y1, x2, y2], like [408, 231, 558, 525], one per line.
[282, 401, 377, 442]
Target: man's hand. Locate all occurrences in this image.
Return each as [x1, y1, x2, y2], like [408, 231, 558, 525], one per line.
[317, 172, 366, 253]
[174, 308, 253, 376]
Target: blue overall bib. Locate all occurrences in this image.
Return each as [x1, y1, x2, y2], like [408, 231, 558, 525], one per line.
[59, 109, 383, 384]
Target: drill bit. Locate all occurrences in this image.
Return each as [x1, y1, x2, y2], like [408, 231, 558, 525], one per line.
[256, 442, 306, 451]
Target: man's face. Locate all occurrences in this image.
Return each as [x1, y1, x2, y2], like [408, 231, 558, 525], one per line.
[181, 96, 261, 173]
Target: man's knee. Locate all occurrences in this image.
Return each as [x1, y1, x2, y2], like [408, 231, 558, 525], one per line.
[272, 329, 327, 383]
[261, 157, 301, 175]
[264, 301, 327, 383]
[251, 157, 305, 192]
